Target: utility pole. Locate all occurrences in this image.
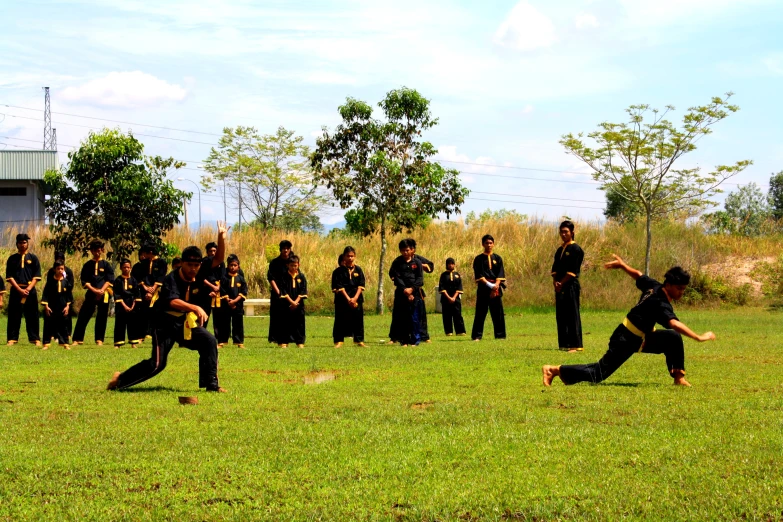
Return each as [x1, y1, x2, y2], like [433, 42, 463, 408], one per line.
[43, 87, 55, 151]
[52, 129, 57, 151]
[183, 196, 189, 228]
[238, 182, 242, 230]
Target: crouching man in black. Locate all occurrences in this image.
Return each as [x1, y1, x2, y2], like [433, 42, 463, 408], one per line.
[542, 254, 716, 388]
[108, 224, 228, 392]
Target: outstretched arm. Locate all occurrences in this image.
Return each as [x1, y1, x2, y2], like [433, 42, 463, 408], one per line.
[212, 222, 229, 268]
[604, 254, 643, 280]
[668, 319, 716, 342]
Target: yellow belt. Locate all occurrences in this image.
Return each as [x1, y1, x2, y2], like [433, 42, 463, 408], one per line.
[149, 286, 161, 307]
[104, 287, 113, 303]
[622, 317, 655, 352]
[165, 311, 199, 340]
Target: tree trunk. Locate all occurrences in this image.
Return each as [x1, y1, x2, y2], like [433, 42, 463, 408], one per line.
[645, 210, 652, 275]
[376, 215, 387, 315]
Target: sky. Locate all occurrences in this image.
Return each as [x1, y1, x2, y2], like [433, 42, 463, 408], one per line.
[2, 0, 782, 228]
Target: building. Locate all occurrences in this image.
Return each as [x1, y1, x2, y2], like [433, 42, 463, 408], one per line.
[0, 150, 58, 226]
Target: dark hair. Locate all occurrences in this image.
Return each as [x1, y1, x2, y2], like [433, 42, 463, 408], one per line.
[139, 243, 156, 254]
[181, 246, 203, 263]
[119, 258, 132, 267]
[279, 240, 293, 250]
[481, 234, 494, 244]
[337, 253, 345, 266]
[172, 257, 182, 266]
[53, 260, 64, 269]
[445, 257, 456, 268]
[287, 255, 300, 265]
[398, 239, 409, 251]
[405, 238, 417, 249]
[559, 220, 575, 239]
[664, 266, 691, 286]
[16, 233, 31, 243]
[227, 254, 239, 265]
[205, 242, 218, 251]
[343, 245, 356, 255]
[88, 240, 105, 250]
[54, 251, 65, 262]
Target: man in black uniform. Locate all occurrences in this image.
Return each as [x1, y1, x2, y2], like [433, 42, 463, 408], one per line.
[73, 240, 114, 346]
[216, 254, 247, 348]
[5, 233, 42, 346]
[41, 261, 74, 350]
[389, 239, 430, 346]
[331, 246, 366, 347]
[439, 257, 466, 336]
[107, 223, 228, 392]
[542, 254, 716, 387]
[267, 240, 293, 345]
[131, 244, 168, 342]
[471, 234, 506, 341]
[113, 258, 142, 348]
[551, 220, 585, 352]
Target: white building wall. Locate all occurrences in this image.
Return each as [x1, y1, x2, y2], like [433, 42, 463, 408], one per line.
[0, 181, 45, 227]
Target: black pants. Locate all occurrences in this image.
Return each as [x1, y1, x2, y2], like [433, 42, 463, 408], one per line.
[471, 289, 506, 340]
[333, 299, 365, 343]
[559, 325, 685, 385]
[7, 287, 40, 343]
[280, 303, 306, 345]
[556, 281, 582, 350]
[114, 305, 140, 347]
[441, 297, 466, 335]
[216, 305, 244, 344]
[268, 293, 287, 344]
[42, 306, 70, 346]
[134, 300, 152, 340]
[73, 292, 109, 343]
[390, 290, 425, 345]
[114, 322, 220, 390]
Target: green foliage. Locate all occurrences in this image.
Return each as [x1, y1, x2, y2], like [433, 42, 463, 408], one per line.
[603, 176, 647, 224]
[312, 87, 469, 313]
[43, 128, 187, 260]
[560, 93, 752, 273]
[682, 271, 752, 306]
[465, 208, 527, 225]
[702, 183, 771, 236]
[202, 126, 327, 233]
[754, 255, 783, 297]
[264, 244, 279, 263]
[768, 170, 783, 220]
[343, 208, 431, 236]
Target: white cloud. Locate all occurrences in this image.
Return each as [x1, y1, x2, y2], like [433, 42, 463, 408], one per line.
[762, 53, 783, 75]
[522, 104, 535, 114]
[60, 71, 188, 108]
[494, 2, 557, 51]
[575, 13, 599, 28]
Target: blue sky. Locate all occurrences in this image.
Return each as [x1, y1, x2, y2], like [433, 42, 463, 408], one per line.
[2, 0, 781, 226]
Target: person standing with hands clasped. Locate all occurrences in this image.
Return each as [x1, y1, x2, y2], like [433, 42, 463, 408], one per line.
[41, 261, 73, 350]
[73, 240, 114, 345]
[471, 234, 506, 341]
[551, 220, 585, 352]
[331, 246, 366, 347]
[542, 255, 716, 387]
[217, 254, 247, 348]
[267, 240, 293, 345]
[439, 257, 466, 336]
[113, 259, 142, 349]
[6, 233, 42, 346]
[276, 255, 308, 348]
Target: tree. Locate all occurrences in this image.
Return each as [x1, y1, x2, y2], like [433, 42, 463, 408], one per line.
[465, 208, 527, 225]
[560, 93, 752, 274]
[343, 207, 431, 236]
[44, 128, 187, 261]
[312, 87, 469, 313]
[702, 183, 770, 236]
[202, 126, 327, 233]
[768, 170, 783, 220]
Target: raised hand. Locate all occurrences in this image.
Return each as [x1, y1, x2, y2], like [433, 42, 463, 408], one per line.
[603, 254, 625, 270]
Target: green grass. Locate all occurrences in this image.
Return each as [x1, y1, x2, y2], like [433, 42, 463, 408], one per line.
[1, 308, 782, 521]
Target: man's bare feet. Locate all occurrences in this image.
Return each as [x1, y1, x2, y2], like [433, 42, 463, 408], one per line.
[107, 372, 121, 390]
[63, 344, 70, 350]
[96, 340, 103, 346]
[42, 344, 49, 350]
[354, 342, 366, 347]
[542, 365, 560, 387]
[567, 348, 583, 353]
[279, 344, 288, 348]
[386, 340, 396, 345]
[74, 341, 83, 346]
[334, 342, 344, 348]
[34, 341, 42, 347]
[7, 340, 18, 346]
[296, 344, 304, 349]
[237, 344, 245, 349]
[671, 369, 691, 387]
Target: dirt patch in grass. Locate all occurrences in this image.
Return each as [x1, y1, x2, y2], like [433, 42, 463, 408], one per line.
[303, 371, 336, 385]
[410, 402, 435, 410]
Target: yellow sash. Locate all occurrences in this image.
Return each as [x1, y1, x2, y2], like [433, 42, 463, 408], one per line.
[183, 312, 199, 340]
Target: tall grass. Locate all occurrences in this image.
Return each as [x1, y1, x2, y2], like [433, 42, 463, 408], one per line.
[2, 220, 779, 313]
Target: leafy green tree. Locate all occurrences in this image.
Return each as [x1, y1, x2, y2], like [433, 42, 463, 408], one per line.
[312, 87, 469, 313]
[768, 170, 783, 220]
[44, 129, 187, 260]
[465, 208, 527, 225]
[702, 183, 770, 236]
[202, 126, 327, 233]
[560, 93, 752, 273]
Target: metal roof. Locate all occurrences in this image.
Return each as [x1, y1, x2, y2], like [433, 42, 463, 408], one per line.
[0, 150, 59, 181]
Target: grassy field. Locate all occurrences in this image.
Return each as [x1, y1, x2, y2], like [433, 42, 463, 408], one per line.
[1, 307, 783, 521]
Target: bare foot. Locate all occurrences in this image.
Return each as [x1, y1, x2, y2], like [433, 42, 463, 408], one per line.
[237, 344, 245, 349]
[296, 344, 304, 349]
[207, 387, 228, 393]
[334, 342, 344, 348]
[63, 344, 70, 350]
[107, 372, 121, 390]
[386, 340, 396, 345]
[7, 340, 18, 346]
[542, 365, 560, 387]
[42, 344, 49, 350]
[96, 340, 103, 346]
[34, 341, 42, 347]
[279, 344, 288, 348]
[354, 342, 366, 347]
[567, 348, 583, 353]
[671, 369, 691, 387]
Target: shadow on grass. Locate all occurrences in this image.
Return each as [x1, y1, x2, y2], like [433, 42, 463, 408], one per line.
[118, 386, 184, 393]
[596, 382, 642, 387]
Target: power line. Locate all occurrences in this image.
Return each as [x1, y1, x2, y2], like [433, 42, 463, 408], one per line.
[466, 197, 603, 210]
[471, 190, 603, 204]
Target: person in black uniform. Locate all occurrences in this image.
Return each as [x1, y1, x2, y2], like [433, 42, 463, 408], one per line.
[113, 258, 142, 349]
[45, 252, 75, 340]
[439, 257, 466, 336]
[267, 240, 293, 345]
[471, 234, 506, 341]
[332, 246, 366, 347]
[276, 255, 308, 348]
[5, 233, 42, 346]
[551, 220, 585, 352]
[216, 254, 247, 348]
[41, 261, 73, 350]
[73, 240, 114, 346]
[131, 244, 168, 343]
[542, 255, 716, 387]
[170, 257, 182, 272]
[388, 239, 430, 346]
[107, 223, 229, 392]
